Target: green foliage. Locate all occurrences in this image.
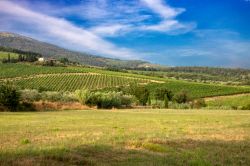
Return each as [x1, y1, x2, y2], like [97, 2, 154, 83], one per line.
[154, 87, 173, 101]
[59, 57, 69, 64]
[20, 138, 31, 145]
[164, 94, 169, 108]
[174, 90, 190, 104]
[242, 104, 250, 110]
[20, 89, 41, 102]
[207, 94, 250, 110]
[1, 63, 250, 100]
[131, 66, 250, 84]
[191, 99, 206, 109]
[146, 82, 250, 99]
[127, 84, 150, 106]
[0, 34, 147, 67]
[15, 74, 149, 92]
[0, 83, 20, 111]
[39, 91, 77, 102]
[75, 89, 90, 104]
[84, 91, 134, 109]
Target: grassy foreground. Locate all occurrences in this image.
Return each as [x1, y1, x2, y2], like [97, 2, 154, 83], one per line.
[0, 110, 250, 165]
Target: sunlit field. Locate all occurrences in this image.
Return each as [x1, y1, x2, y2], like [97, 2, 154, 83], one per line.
[0, 109, 249, 165]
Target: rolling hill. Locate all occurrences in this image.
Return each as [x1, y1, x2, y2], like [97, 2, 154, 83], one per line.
[1, 63, 250, 98]
[0, 32, 147, 68]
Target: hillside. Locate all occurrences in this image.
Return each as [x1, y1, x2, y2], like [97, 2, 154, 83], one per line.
[131, 66, 250, 85]
[0, 32, 147, 68]
[1, 63, 250, 98]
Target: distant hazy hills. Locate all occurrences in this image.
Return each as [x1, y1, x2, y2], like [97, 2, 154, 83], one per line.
[0, 32, 148, 68]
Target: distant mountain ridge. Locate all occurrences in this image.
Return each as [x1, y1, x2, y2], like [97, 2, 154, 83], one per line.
[0, 32, 148, 68]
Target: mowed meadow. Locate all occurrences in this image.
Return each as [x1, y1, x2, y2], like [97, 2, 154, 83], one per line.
[0, 110, 250, 165]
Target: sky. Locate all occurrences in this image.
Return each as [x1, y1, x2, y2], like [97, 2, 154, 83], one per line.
[0, 0, 250, 68]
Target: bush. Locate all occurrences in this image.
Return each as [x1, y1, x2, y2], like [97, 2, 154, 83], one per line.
[61, 91, 78, 102]
[0, 84, 20, 111]
[83, 91, 134, 109]
[20, 89, 41, 102]
[41, 91, 62, 102]
[191, 98, 206, 109]
[154, 87, 173, 101]
[242, 104, 250, 110]
[75, 89, 90, 104]
[174, 90, 190, 104]
[127, 84, 150, 106]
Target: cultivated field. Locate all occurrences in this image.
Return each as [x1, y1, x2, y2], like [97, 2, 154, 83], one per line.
[0, 110, 249, 165]
[206, 94, 250, 109]
[1, 63, 250, 98]
[0, 51, 18, 60]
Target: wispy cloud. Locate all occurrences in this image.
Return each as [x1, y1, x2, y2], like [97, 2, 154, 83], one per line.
[140, 0, 184, 18]
[0, 0, 141, 59]
[44, 0, 195, 37]
[146, 30, 250, 68]
[139, 0, 196, 34]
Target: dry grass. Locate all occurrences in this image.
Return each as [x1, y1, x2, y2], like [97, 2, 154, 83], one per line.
[0, 109, 249, 165]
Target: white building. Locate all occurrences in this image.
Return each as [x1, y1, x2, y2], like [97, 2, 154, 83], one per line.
[38, 57, 45, 62]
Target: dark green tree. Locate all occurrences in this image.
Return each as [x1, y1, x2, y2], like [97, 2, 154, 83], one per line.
[0, 84, 20, 111]
[154, 87, 173, 101]
[173, 90, 190, 104]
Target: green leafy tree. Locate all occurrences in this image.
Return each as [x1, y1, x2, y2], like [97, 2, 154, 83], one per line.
[127, 84, 150, 106]
[154, 87, 173, 101]
[0, 84, 20, 111]
[173, 90, 190, 104]
[164, 94, 169, 108]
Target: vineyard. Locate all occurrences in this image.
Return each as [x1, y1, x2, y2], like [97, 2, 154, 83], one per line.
[0, 51, 18, 60]
[0, 63, 91, 79]
[14, 73, 151, 91]
[1, 63, 250, 98]
[146, 81, 250, 98]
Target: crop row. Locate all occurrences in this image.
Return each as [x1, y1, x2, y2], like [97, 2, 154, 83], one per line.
[14, 74, 150, 91]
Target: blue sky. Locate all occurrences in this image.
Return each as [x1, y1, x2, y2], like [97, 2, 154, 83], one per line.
[0, 0, 250, 68]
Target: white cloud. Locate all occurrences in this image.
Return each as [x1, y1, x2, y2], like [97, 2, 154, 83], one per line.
[139, 0, 196, 34]
[0, 1, 140, 59]
[140, 0, 184, 19]
[45, 0, 195, 36]
[89, 24, 132, 37]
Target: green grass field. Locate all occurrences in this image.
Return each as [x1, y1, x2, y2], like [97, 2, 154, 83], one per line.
[0, 51, 18, 60]
[207, 94, 250, 109]
[0, 110, 249, 165]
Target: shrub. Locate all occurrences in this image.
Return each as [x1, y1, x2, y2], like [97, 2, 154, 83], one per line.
[61, 91, 78, 102]
[120, 94, 135, 107]
[20, 89, 41, 102]
[164, 94, 169, 108]
[154, 87, 173, 101]
[191, 98, 206, 109]
[41, 91, 62, 102]
[127, 84, 150, 106]
[75, 89, 90, 104]
[174, 90, 190, 104]
[242, 104, 250, 110]
[0, 84, 20, 111]
[84, 91, 135, 109]
[41, 91, 77, 102]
